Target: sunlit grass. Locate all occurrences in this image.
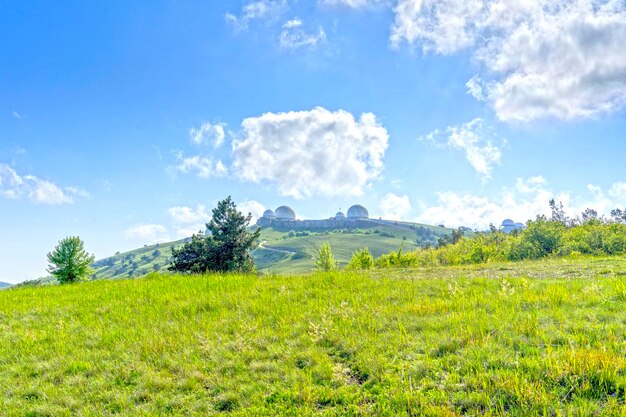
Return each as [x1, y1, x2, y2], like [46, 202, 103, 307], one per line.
[1, 257, 625, 416]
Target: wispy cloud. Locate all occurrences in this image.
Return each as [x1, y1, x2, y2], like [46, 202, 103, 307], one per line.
[421, 118, 503, 181]
[225, 0, 288, 31]
[279, 18, 326, 50]
[174, 155, 228, 179]
[124, 224, 169, 242]
[189, 122, 226, 147]
[0, 163, 88, 205]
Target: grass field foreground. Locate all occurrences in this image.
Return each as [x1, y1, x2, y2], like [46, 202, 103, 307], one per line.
[1, 257, 626, 416]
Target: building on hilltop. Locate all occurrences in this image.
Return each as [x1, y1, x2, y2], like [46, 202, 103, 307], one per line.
[501, 219, 525, 234]
[347, 204, 369, 219]
[256, 204, 371, 229]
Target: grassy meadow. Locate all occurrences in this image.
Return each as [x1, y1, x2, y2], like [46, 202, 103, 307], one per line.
[1, 257, 626, 416]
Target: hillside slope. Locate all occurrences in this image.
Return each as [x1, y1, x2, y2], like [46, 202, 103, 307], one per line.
[2, 257, 625, 415]
[89, 221, 451, 280]
[0, 282, 11, 288]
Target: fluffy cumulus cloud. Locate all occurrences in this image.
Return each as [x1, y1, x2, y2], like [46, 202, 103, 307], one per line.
[378, 192, 412, 220]
[391, 0, 626, 122]
[279, 18, 326, 49]
[189, 122, 226, 147]
[416, 176, 626, 229]
[124, 224, 169, 242]
[232, 107, 389, 198]
[238, 200, 267, 223]
[0, 163, 88, 205]
[175, 155, 227, 179]
[168, 204, 212, 238]
[168, 205, 211, 225]
[422, 118, 502, 181]
[225, 0, 288, 31]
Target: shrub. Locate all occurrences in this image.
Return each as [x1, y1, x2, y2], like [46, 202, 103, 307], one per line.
[347, 248, 374, 270]
[314, 243, 337, 272]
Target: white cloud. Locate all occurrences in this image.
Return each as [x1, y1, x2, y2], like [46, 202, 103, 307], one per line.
[174, 227, 205, 239]
[379, 192, 412, 220]
[27, 177, 74, 205]
[168, 205, 211, 224]
[232, 107, 389, 198]
[11, 111, 22, 120]
[225, 0, 288, 31]
[0, 164, 86, 205]
[124, 224, 169, 242]
[608, 182, 626, 201]
[416, 176, 626, 229]
[421, 118, 502, 180]
[238, 200, 266, 223]
[189, 122, 226, 147]
[391, 0, 626, 122]
[318, 0, 388, 9]
[175, 156, 228, 179]
[279, 18, 326, 49]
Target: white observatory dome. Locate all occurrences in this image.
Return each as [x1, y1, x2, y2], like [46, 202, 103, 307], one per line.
[347, 205, 369, 219]
[275, 206, 296, 220]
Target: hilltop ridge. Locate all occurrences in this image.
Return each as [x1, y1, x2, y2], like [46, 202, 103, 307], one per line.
[87, 219, 451, 281]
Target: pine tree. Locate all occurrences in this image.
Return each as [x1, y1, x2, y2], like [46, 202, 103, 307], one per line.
[170, 196, 260, 273]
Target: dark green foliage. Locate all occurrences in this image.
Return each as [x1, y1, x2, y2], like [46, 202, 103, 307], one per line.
[46, 236, 95, 284]
[169, 196, 260, 273]
[437, 227, 466, 248]
[611, 208, 626, 223]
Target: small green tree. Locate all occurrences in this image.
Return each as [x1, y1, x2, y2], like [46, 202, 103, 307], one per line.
[314, 242, 337, 272]
[347, 248, 374, 270]
[47, 236, 95, 284]
[170, 196, 260, 273]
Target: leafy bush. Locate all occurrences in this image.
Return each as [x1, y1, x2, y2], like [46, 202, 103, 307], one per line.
[347, 248, 374, 270]
[314, 243, 337, 272]
[374, 214, 626, 269]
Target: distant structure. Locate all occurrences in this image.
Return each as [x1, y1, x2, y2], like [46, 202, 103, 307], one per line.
[501, 219, 525, 234]
[347, 205, 369, 219]
[257, 204, 372, 229]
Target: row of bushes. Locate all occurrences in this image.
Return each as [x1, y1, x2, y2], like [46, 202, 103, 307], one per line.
[342, 217, 626, 270]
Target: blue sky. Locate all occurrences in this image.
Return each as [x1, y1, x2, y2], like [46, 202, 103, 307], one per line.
[2, 0, 626, 283]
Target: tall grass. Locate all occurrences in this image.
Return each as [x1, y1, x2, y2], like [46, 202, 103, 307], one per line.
[1, 258, 626, 416]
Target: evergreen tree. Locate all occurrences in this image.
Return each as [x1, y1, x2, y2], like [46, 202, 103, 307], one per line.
[47, 236, 95, 284]
[170, 196, 260, 273]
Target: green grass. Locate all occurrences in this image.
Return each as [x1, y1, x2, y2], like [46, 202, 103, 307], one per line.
[2, 257, 626, 416]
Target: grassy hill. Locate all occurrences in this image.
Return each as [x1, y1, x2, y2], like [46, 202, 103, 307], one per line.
[86, 220, 451, 281]
[1, 257, 625, 416]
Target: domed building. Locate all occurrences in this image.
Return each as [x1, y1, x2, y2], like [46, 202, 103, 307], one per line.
[262, 209, 276, 220]
[335, 211, 345, 220]
[275, 206, 296, 220]
[347, 205, 369, 219]
[501, 219, 524, 234]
